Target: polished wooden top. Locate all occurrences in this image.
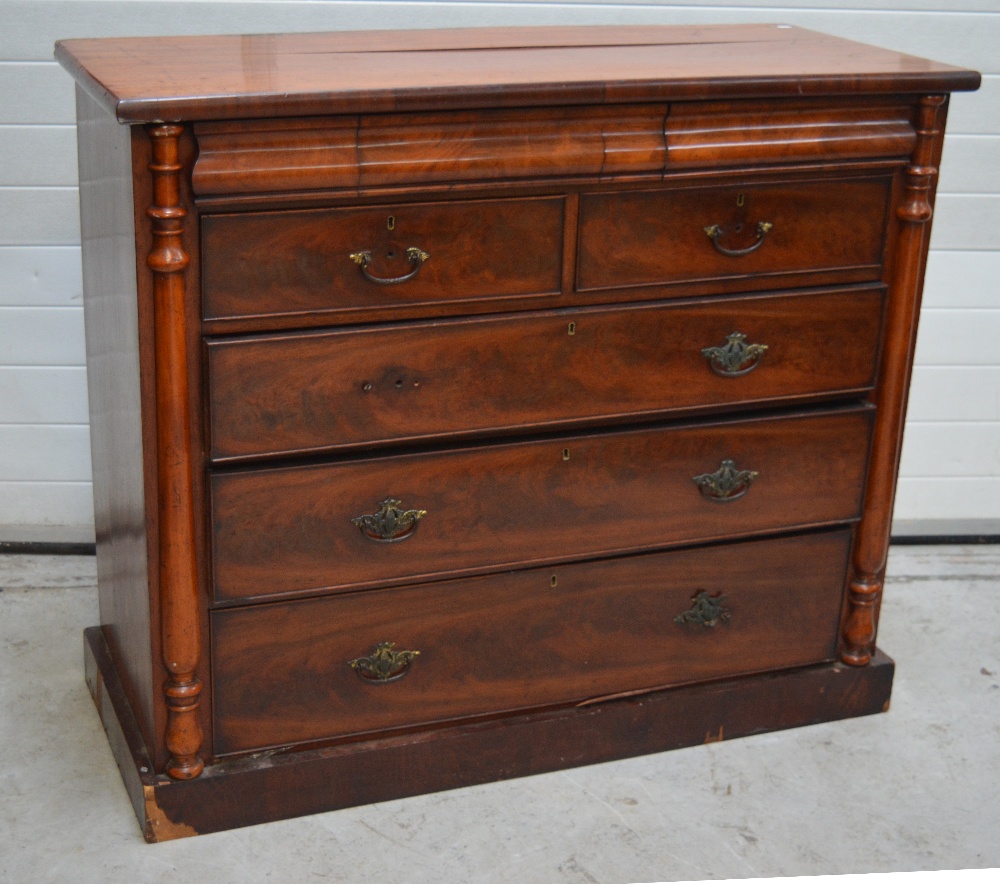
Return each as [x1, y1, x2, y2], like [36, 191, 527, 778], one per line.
[55, 24, 979, 123]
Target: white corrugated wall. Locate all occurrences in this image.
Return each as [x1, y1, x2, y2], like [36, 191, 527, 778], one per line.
[1, 0, 997, 542]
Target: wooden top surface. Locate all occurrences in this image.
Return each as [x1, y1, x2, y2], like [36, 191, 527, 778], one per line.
[55, 24, 981, 123]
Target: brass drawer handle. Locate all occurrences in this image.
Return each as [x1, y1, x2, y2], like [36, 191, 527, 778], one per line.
[351, 497, 427, 542]
[701, 332, 768, 377]
[675, 590, 731, 628]
[350, 641, 420, 683]
[693, 459, 758, 502]
[349, 246, 429, 285]
[704, 221, 773, 257]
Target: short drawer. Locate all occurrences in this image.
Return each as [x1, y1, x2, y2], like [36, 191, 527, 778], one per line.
[576, 176, 891, 292]
[210, 405, 873, 602]
[201, 196, 564, 321]
[211, 529, 852, 755]
[206, 287, 884, 461]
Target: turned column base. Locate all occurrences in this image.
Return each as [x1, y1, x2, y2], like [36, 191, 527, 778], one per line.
[841, 575, 883, 667]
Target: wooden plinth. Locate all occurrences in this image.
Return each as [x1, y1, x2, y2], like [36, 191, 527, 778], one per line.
[84, 625, 894, 843]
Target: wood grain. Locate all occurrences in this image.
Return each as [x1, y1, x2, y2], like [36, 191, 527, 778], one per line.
[211, 530, 852, 754]
[210, 406, 873, 603]
[59, 24, 977, 837]
[84, 623, 895, 842]
[201, 196, 564, 321]
[665, 98, 917, 168]
[146, 123, 203, 779]
[206, 287, 885, 460]
[75, 86, 155, 753]
[843, 95, 950, 666]
[577, 175, 891, 292]
[193, 105, 667, 196]
[54, 25, 980, 123]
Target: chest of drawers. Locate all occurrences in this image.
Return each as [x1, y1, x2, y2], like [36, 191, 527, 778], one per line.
[56, 24, 979, 841]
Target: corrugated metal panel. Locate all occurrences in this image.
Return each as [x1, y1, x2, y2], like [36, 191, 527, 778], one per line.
[1, 0, 996, 538]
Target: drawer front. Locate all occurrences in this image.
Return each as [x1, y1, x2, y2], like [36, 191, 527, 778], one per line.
[211, 529, 852, 754]
[201, 196, 564, 321]
[577, 177, 890, 292]
[207, 287, 883, 461]
[210, 406, 873, 602]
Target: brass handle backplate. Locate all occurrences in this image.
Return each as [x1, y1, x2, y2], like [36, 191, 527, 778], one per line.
[350, 246, 430, 285]
[701, 332, 769, 377]
[349, 641, 420, 683]
[704, 221, 773, 257]
[675, 591, 731, 628]
[693, 459, 758, 502]
[351, 497, 427, 542]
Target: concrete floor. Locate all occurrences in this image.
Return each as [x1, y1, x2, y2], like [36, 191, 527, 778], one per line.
[1, 546, 998, 883]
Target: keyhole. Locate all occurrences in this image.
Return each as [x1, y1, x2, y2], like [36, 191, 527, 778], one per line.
[568, 322, 576, 336]
[562, 449, 570, 461]
[550, 575, 558, 588]
[395, 378, 404, 389]
[736, 193, 746, 207]
[387, 215, 395, 231]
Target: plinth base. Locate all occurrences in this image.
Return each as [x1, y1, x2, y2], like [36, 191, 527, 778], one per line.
[84, 625, 894, 842]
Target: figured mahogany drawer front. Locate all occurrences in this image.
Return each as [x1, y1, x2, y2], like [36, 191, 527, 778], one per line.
[206, 287, 883, 461]
[201, 196, 564, 321]
[210, 405, 872, 603]
[211, 529, 851, 755]
[576, 176, 890, 293]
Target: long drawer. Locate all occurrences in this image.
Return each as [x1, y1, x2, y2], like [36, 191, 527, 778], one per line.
[211, 529, 852, 755]
[206, 287, 883, 461]
[201, 196, 565, 321]
[577, 176, 890, 293]
[210, 405, 873, 602]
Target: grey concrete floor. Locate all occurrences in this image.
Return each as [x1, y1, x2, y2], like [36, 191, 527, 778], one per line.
[1, 546, 998, 883]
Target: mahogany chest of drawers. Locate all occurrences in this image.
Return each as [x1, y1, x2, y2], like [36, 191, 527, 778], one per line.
[56, 24, 979, 841]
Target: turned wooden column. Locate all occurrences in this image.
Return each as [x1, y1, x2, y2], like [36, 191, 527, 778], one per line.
[147, 123, 204, 778]
[842, 95, 948, 666]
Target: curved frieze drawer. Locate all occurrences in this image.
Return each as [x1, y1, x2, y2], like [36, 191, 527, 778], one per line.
[201, 196, 564, 321]
[193, 104, 669, 196]
[209, 405, 873, 603]
[206, 287, 884, 461]
[576, 175, 891, 293]
[664, 99, 916, 168]
[210, 529, 851, 755]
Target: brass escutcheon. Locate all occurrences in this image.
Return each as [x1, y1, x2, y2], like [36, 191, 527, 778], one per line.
[701, 332, 768, 377]
[693, 459, 758, 502]
[351, 498, 427, 542]
[675, 590, 731, 628]
[349, 641, 419, 683]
